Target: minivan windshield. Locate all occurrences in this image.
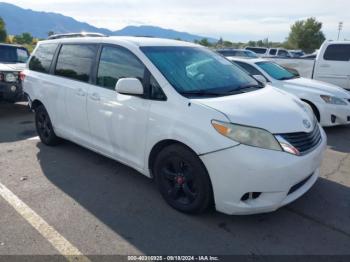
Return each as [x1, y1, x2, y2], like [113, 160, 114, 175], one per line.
[256, 61, 298, 81]
[141, 46, 261, 98]
[0, 45, 29, 63]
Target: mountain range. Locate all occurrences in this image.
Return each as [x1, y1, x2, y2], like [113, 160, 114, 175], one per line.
[0, 2, 216, 42]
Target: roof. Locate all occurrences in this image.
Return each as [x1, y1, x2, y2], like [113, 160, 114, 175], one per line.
[216, 48, 246, 51]
[39, 36, 198, 48]
[48, 32, 106, 40]
[324, 40, 350, 45]
[0, 43, 26, 48]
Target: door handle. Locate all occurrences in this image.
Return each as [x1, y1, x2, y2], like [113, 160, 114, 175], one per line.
[90, 93, 100, 101]
[76, 88, 86, 97]
[320, 64, 330, 68]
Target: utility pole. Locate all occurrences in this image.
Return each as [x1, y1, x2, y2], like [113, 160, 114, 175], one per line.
[337, 22, 343, 40]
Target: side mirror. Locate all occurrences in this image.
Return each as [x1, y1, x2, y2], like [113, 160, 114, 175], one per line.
[252, 74, 267, 84]
[115, 78, 144, 96]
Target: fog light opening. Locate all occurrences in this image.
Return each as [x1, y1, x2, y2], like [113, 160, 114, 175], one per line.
[241, 192, 262, 202]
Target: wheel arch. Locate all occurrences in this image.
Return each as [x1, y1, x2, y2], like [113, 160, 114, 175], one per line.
[31, 99, 44, 111]
[301, 99, 320, 122]
[148, 139, 194, 177]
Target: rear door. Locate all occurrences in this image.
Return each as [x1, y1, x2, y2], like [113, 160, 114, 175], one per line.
[314, 43, 350, 89]
[53, 43, 98, 145]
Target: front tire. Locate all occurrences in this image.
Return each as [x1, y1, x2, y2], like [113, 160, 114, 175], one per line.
[35, 105, 61, 146]
[153, 144, 213, 214]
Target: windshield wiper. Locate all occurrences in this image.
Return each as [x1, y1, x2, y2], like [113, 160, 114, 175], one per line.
[235, 83, 263, 91]
[180, 90, 225, 97]
[279, 75, 299, 80]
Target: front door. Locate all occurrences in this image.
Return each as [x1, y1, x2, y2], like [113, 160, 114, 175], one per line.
[87, 45, 151, 170]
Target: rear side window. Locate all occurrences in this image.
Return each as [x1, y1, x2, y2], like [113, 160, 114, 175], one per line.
[29, 43, 58, 73]
[323, 44, 350, 61]
[97, 46, 145, 89]
[234, 61, 264, 76]
[277, 50, 290, 57]
[246, 47, 267, 54]
[269, 49, 277, 55]
[55, 44, 97, 83]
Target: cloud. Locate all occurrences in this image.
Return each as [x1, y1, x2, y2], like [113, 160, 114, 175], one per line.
[2, 0, 350, 41]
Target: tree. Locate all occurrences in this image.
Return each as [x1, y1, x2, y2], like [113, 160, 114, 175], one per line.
[287, 17, 325, 53]
[198, 38, 210, 47]
[13, 32, 34, 45]
[0, 17, 7, 43]
[247, 41, 256, 47]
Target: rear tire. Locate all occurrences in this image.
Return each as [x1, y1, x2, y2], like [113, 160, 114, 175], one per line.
[153, 144, 213, 214]
[35, 105, 61, 146]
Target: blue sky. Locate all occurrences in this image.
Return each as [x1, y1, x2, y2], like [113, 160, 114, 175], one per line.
[2, 0, 349, 42]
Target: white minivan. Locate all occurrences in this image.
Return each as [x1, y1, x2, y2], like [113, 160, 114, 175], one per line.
[23, 37, 327, 215]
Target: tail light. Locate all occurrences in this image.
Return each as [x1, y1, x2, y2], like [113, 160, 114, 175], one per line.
[19, 71, 26, 81]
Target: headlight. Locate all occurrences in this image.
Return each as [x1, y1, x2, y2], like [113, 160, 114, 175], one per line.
[320, 95, 347, 105]
[5, 73, 17, 82]
[211, 120, 282, 151]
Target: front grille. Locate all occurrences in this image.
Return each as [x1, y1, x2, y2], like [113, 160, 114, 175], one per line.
[288, 174, 313, 195]
[277, 125, 321, 155]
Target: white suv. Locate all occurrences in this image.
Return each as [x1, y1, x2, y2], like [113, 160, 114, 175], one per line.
[23, 37, 326, 215]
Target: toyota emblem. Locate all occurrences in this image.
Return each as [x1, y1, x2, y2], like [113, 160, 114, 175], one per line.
[303, 119, 311, 129]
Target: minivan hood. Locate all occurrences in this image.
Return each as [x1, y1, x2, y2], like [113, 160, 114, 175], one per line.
[0, 63, 26, 72]
[284, 77, 350, 98]
[192, 85, 315, 134]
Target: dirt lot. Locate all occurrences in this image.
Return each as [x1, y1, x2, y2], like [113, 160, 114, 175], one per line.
[0, 102, 350, 258]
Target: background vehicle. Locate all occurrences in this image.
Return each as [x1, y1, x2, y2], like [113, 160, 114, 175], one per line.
[245, 47, 268, 57]
[216, 48, 258, 58]
[0, 43, 29, 102]
[229, 57, 350, 126]
[289, 50, 305, 58]
[266, 48, 292, 58]
[266, 41, 350, 90]
[24, 37, 325, 215]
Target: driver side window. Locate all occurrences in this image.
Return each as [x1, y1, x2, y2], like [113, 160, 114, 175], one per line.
[97, 46, 145, 90]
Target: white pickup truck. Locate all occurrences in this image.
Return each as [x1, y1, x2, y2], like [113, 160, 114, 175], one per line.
[267, 41, 350, 90]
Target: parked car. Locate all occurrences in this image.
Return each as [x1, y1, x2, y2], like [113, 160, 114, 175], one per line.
[0, 43, 29, 102]
[245, 47, 268, 57]
[48, 32, 106, 40]
[313, 41, 350, 90]
[289, 50, 305, 58]
[266, 41, 350, 90]
[266, 48, 292, 58]
[229, 57, 350, 126]
[301, 52, 317, 59]
[245, 47, 293, 58]
[216, 48, 258, 58]
[24, 37, 326, 215]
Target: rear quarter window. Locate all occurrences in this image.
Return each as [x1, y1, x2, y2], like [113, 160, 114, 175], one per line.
[323, 44, 350, 61]
[29, 43, 58, 73]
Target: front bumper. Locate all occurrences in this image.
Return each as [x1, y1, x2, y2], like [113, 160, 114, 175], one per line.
[0, 81, 24, 102]
[200, 126, 327, 215]
[317, 102, 350, 126]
